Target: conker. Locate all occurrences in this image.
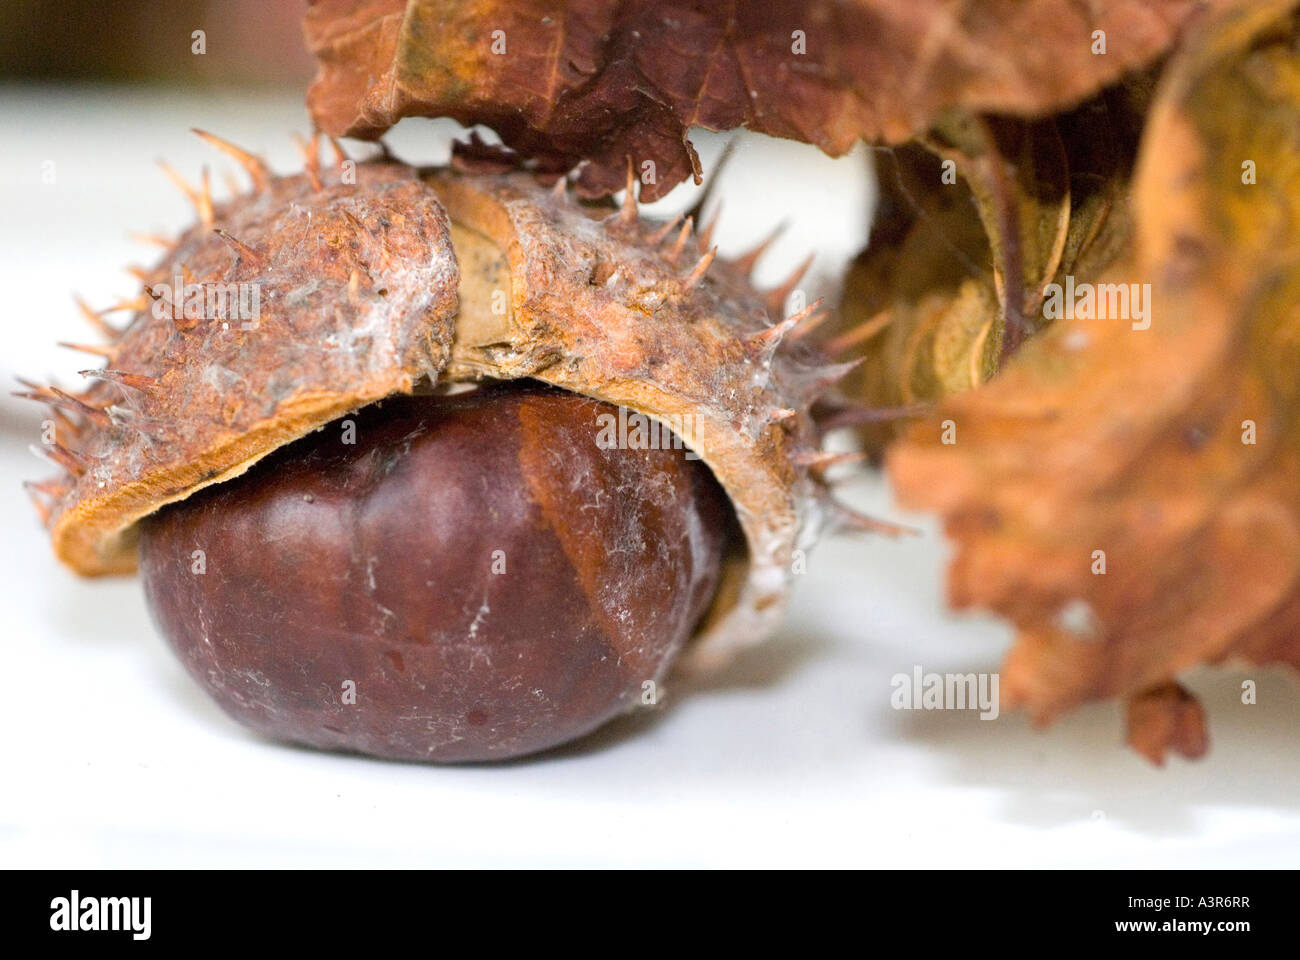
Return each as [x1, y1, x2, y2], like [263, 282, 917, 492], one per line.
[29, 151, 854, 762]
[138, 380, 730, 762]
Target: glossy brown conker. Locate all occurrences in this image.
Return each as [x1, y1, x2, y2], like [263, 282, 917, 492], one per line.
[139, 380, 730, 762]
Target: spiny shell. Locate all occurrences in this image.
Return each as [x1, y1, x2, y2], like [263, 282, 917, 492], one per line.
[28, 140, 859, 668]
[43, 160, 457, 574]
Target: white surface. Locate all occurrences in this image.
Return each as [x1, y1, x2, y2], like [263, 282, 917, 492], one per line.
[2, 86, 1298, 869]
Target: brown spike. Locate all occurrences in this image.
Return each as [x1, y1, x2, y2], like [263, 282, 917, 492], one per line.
[550, 175, 568, 199]
[14, 378, 65, 417]
[158, 160, 211, 225]
[681, 246, 717, 292]
[157, 158, 194, 198]
[14, 380, 79, 443]
[24, 478, 71, 500]
[102, 294, 150, 314]
[80, 368, 159, 391]
[13, 376, 51, 396]
[221, 170, 243, 197]
[732, 221, 787, 276]
[57, 341, 115, 359]
[13, 389, 107, 428]
[11, 389, 59, 406]
[823, 309, 893, 356]
[766, 253, 815, 313]
[348, 269, 362, 302]
[798, 358, 866, 401]
[197, 166, 214, 227]
[48, 387, 113, 428]
[619, 156, 638, 224]
[327, 136, 350, 169]
[125, 265, 149, 282]
[214, 228, 265, 267]
[180, 262, 197, 285]
[295, 132, 323, 191]
[767, 406, 798, 422]
[304, 157, 324, 192]
[24, 485, 51, 525]
[192, 128, 271, 191]
[645, 213, 684, 245]
[825, 356, 866, 380]
[52, 411, 80, 440]
[32, 441, 88, 477]
[130, 232, 172, 248]
[73, 296, 122, 340]
[668, 216, 694, 265]
[750, 298, 825, 349]
[793, 450, 868, 478]
[786, 307, 834, 343]
[307, 131, 322, 172]
[830, 501, 920, 537]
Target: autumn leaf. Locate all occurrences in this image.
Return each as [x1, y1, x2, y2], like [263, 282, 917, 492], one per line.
[888, 0, 1300, 763]
[833, 82, 1147, 452]
[304, 0, 1198, 200]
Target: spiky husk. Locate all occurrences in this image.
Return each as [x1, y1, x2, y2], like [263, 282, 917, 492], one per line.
[25, 136, 878, 668]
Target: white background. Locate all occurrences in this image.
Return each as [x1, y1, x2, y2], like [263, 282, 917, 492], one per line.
[1, 87, 1297, 868]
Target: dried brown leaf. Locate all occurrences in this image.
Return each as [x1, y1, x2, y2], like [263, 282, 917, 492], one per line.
[833, 83, 1145, 451]
[889, 0, 1300, 761]
[305, 0, 1197, 199]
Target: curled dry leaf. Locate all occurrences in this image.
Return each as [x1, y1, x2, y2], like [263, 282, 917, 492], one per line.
[832, 81, 1150, 453]
[889, 0, 1300, 763]
[304, 0, 1197, 200]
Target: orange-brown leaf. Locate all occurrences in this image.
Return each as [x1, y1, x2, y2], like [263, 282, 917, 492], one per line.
[831, 85, 1145, 452]
[305, 0, 1198, 199]
[889, 0, 1300, 761]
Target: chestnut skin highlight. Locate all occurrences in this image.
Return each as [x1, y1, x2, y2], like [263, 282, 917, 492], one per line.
[140, 381, 730, 762]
